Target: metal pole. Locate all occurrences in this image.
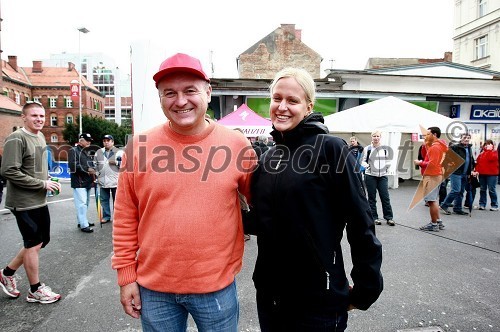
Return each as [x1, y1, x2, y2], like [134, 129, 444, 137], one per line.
[77, 27, 89, 135]
[78, 31, 82, 135]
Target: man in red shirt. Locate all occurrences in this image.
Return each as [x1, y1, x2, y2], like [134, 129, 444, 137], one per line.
[414, 127, 448, 231]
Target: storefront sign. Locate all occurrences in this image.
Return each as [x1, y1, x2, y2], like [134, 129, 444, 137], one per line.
[470, 105, 500, 120]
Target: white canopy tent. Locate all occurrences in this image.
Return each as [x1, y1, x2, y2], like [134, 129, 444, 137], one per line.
[324, 96, 457, 188]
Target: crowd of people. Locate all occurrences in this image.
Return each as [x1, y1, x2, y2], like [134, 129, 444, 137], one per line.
[0, 52, 498, 332]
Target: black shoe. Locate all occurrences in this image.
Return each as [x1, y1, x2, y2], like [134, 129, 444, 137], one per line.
[454, 210, 468, 215]
[80, 227, 94, 233]
[88, 222, 95, 227]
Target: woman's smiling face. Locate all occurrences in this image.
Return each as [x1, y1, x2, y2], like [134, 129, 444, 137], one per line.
[269, 77, 312, 133]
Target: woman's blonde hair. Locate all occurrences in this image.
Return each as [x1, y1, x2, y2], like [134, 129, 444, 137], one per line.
[269, 67, 316, 106]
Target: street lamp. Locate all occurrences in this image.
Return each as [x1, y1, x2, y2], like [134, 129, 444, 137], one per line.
[77, 27, 89, 135]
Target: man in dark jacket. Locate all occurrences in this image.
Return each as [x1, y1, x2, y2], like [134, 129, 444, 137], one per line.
[68, 133, 96, 233]
[252, 135, 270, 158]
[440, 133, 478, 215]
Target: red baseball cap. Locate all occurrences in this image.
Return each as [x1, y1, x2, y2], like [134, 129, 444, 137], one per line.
[153, 53, 210, 87]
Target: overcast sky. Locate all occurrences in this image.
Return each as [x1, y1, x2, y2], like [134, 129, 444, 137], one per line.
[2, 0, 454, 78]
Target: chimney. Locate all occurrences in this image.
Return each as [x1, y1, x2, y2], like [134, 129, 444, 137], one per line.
[444, 51, 453, 62]
[32, 61, 43, 73]
[295, 29, 302, 41]
[8, 56, 18, 71]
[281, 24, 296, 35]
[68, 62, 75, 71]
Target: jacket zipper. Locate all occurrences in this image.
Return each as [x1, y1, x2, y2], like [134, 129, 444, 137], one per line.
[326, 251, 336, 290]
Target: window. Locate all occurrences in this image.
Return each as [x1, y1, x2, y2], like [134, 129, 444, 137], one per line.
[50, 114, 58, 126]
[66, 113, 74, 124]
[51, 134, 58, 143]
[478, 0, 487, 17]
[49, 97, 57, 108]
[65, 97, 73, 108]
[475, 35, 488, 59]
[33, 96, 40, 103]
[25, 95, 30, 103]
[15, 91, 20, 104]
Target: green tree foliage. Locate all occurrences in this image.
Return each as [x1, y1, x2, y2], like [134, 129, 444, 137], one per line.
[63, 115, 132, 148]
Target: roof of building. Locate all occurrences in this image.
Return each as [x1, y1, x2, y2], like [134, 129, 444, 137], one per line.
[239, 24, 321, 59]
[2, 58, 98, 93]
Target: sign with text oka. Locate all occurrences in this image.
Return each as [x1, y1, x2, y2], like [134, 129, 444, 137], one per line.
[470, 105, 500, 120]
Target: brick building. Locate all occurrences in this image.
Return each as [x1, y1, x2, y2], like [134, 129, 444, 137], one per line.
[1, 56, 104, 159]
[237, 24, 322, 79]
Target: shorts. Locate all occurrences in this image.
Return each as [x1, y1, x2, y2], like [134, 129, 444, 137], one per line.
[423, 175, 442, 202]
[12, 205, 51, 249]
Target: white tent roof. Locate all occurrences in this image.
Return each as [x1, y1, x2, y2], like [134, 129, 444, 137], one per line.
[324, 96, 456, 134]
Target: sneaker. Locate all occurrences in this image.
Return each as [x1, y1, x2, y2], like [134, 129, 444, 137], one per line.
[374, 219, 382, 225]
[490, 207, 499, 211]
[420, 222, 439, 232]
[437, 219, 445, 230]
[26, 283, 61, 304]
[478, 206, 485, 210]
[0, 269, 20, 298]
[386, 219, 396, 226]
[454, 210, 468, 215]
[439, 206, 451, 215]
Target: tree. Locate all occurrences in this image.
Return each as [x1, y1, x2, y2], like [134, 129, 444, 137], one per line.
[63, 115, 132, 147]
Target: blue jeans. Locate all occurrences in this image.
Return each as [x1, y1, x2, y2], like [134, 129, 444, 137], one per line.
[73, 187, 91, 228]
[100, 187, 116, 221]
[441, 173, 467, 212]
[139, 280, 239, 332]
[364, 175, 393, 220]
[479, 175, 498, 208]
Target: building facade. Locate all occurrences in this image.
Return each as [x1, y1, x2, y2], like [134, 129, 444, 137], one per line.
[1, 56, 104, 159]
[44, 52, 132, 126]
[453, 0, 500, 71]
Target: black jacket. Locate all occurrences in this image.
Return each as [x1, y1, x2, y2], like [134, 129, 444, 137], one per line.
[68, 144, 94, 188]
[449, 143, 475, 175]
[247, 113, 383, 311]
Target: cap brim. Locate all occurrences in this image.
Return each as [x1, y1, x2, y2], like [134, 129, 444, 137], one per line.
[153, 67, 210, 87]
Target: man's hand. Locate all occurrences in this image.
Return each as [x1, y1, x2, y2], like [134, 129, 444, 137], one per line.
[45, 179, 61, 193]
[120, 282, 142, 319]
[87, 167, 96, 175]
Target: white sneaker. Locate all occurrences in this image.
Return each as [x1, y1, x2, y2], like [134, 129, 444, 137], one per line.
[26, 283, 61, 304]
[0, 269, 20, 298]
[374, 219, 383, 225]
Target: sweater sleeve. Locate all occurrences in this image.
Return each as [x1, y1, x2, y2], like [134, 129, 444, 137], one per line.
[111, 148, 140, 286]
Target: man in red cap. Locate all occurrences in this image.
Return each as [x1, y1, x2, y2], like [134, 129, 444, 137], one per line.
[112, 53, 256, 331]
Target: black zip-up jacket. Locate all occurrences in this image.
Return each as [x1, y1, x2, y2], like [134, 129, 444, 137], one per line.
[247, 113, 383, 311]
[449, 143, 475, 175]
[69, 144, 94, 189]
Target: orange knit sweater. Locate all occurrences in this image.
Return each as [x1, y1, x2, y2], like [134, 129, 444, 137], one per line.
[112, 120, 256, 293]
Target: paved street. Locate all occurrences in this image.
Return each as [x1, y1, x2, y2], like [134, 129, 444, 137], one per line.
[1, 180, 499, 332]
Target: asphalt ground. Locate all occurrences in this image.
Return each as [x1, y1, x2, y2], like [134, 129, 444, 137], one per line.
[0, 179, 499, 332]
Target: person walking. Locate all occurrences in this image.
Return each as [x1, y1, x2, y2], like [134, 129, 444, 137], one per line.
[68, 133, 96, 233]
[361, 131, 396, 226]
[244, 67, 383, 331]
[111, 53, 256, 331]
[414, 127, 448, 231]
[440, 133, 477, 215]
[475, 139, 499, 211]
[95, 134, 122, 224]
[0, 101, 61, 304]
